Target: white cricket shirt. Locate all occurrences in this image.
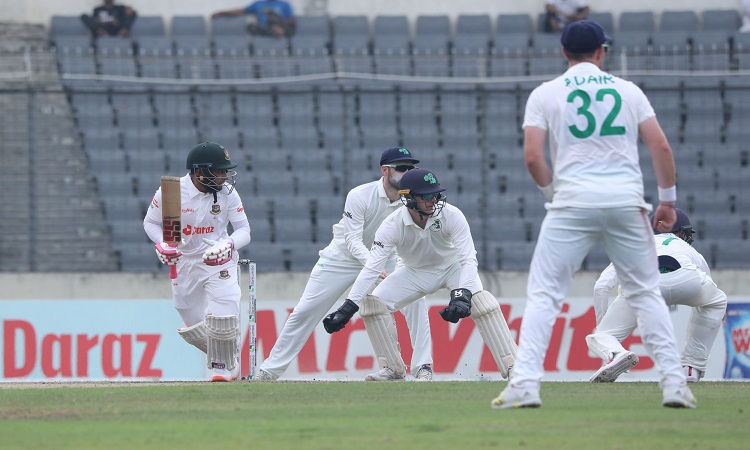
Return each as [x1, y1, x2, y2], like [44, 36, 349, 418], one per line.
[321, 178, 402, 265]
[523, 62, 655, 209]
[143, 173, 251, 257]
[346, 203, 480, 304]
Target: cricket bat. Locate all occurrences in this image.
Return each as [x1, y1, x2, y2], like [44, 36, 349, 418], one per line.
[160, 176, 182, 279]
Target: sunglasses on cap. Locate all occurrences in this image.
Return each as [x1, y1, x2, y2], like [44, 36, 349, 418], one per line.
[383, 164, 416, 172]
[417, 193, 441, 201]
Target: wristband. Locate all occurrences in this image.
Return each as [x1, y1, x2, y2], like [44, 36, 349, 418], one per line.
[658, 186, 676, 203]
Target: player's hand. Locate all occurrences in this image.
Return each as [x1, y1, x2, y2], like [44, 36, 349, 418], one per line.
[653, 203, 676, 233]
[201, 238, 234, 266]
[323, 299, 359, 333]
[155, 242, 182, 266]
[440, 288, 473, 323]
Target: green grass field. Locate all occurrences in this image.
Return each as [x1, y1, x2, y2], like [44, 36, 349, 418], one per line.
[1, 381, 748, 450]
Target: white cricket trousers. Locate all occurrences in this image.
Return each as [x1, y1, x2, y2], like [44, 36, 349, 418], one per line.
[591, 265, 727, 372]
[510, 207, 686, 387]
[260, 257, 433, 377]
[171, 254, 241, 326]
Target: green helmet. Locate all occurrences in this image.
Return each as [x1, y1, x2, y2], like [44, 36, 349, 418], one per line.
[185, 142, 238, 171]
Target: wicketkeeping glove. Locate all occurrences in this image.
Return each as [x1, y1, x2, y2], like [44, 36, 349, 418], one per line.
[323, 299, 359, 334]
[201, 238, 234, 266]
[155, 242, 182, 266]
[440, 288, 473, 323]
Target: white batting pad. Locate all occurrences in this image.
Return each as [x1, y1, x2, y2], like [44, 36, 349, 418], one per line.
[205, 315, 239, 371]
[585, 333, 625, 362]
[177, 321, 208, 354]
[469, 291, 518, 379]
[360, 295, 406, 375]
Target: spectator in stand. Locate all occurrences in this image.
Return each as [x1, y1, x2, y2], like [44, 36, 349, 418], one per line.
[80, 0, 137, 38]
[544, 0, 589, 33]
[212, 0, 296, 37]
[741, 0, 750, 32]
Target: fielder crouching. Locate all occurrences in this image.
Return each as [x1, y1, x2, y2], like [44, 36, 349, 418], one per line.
[323, 168, 517, 381]
[144, 142, 251, 382]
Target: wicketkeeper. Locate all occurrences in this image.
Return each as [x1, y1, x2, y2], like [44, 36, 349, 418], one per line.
[323, 168, 517, 381]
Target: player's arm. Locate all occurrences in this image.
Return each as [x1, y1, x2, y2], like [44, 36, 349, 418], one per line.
[341, 189, 371, 265]
[523, 88, 554, 201]
[593, 263, 618, 326]
[227, 194, 251, 250]
[524, 126, 554, 200]
[449, 209, 480, 289]
[640, 116, 676, 232]
[323, 224, 394, 334]
[143, 189, 164, 244]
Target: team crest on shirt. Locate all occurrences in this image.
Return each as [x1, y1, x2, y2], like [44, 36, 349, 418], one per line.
[219, 269, 231, 280]
[211, 204, 221, 215]
[429, 219, 442, 231]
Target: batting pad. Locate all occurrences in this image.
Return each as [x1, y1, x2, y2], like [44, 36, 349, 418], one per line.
[205, 315, 239, 371]
[469, 291, 517, 379]
[177, 321, 208, 354]
[360, 295, 406, 375]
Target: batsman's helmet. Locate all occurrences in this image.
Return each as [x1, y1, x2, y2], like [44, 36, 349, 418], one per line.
[652, 207, 694, 245]
[186, 142, 238, 194]
[397, 168, 446, 218]
[186, 141, 238, 171]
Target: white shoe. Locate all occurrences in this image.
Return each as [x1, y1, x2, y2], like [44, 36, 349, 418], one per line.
[590, 351, 639, 383]
[210, 365, 233, 382]
[491, 384, 542, 409]
[365, 367, 406, 381]
[683, 365, 703, 382]
[662, 384, 697, 409]
[414, 364, 433, 381]
[253, 368, 278, 382]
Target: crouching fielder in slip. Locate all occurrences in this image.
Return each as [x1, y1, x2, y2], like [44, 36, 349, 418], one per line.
[323, 168, 517, 381]
[144, 142, 251, 382]
[587, 208, 727, 383]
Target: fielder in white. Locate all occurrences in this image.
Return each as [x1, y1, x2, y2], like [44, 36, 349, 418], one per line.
[144, 142, 251, 382]
[323, 168, 517, 381]
[255, 147, 434, 381]
[493, 20, 697, 409]
[587, 208, 727, 383]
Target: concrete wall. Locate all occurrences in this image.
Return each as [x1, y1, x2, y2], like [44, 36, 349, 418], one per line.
[2, 270, 747, 301]
[2, 0, 742, 30]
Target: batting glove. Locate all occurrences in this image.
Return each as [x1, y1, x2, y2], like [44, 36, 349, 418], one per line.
[440, 288, 472, 323]
[201, 238, 234, 266]
[155, 242, 182, 266]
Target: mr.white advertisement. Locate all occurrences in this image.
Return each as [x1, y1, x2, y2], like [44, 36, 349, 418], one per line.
[0, 297, 736, 382]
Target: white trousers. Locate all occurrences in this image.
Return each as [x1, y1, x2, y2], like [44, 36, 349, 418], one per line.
[172, 254, 241, 326]
[590, 265, 727, 372]
[510, 207, 686, 387]
[260, 256, 433, 377]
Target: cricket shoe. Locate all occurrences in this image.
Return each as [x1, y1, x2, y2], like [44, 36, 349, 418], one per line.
[211, 357, 240, 382]
[365, 367, 406, 381]
[683, 365, 703, 382]
[590, 351, 639, 382]
[414, 364, 433, 381]
[253, 368, 278, 382]
[491, 384, 542, 409]
[662, 384, 697, 409]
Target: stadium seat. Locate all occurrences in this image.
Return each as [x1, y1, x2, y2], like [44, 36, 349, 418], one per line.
[659, 10, 698, 32]
[130, 16, 166, 38]
[50, 15, 90, 39]
[496, 14, 532, 34]
[172, 16, 207, 37]
[619, 11, 655, 32]
[701, 9, 741, 31]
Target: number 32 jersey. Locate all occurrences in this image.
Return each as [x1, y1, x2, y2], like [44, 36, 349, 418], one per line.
[523, 62, 656, 209]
